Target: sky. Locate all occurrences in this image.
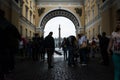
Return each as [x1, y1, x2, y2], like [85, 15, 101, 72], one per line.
[44, 17, 76, 38]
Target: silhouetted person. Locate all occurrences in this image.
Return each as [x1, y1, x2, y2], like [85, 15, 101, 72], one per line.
[91, 37, 97, 58]
[26, 39, 33, 59]
[32, 33, 41, 61]
[101, 32, 109, 66]
[44, 32, 55, 69]
[61, 37, 68, 60]
[67, 35, 77, 67]
[78, 33, 88, 66]
[97, 34, 103, 62]
[39, 36, 45, 61]
[0, 9, 21, 80]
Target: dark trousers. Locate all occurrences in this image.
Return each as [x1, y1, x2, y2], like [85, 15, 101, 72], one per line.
[46, 49, 54, 67]
[101, 49, 109, 65]
[32, 48, 39, 61]
[79, 48, 88, 64]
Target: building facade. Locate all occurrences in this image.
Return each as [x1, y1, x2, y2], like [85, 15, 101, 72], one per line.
[0, 0, 120, 41]
[85, 0, 120, 40]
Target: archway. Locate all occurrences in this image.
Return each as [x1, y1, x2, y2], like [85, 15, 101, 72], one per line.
[39, 9, 81, 35]
[44, 16, 76, 38]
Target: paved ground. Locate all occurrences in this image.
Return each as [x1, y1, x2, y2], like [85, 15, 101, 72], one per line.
[5, 51, 114, 80]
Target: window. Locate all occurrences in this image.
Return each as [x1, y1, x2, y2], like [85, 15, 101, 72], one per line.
[97, 4, 100, 15]
[30, 31, 31, 38]
[93, 28, 95, 37]
[98, 25, 101, 34]
[88, 10, 90, 22]
[30, 1, 32, 8]
[89, 30, 90, 39]
[25, 6, 28, 19]
[26, 28, 28, 38]
[33, 15, 35, 24]
[20, 26, 22, 35]
[30, 11, 32, 22]
[92, 9, 94, 19]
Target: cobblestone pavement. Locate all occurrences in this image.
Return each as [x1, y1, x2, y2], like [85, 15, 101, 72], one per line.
[6, 54, 114, 80]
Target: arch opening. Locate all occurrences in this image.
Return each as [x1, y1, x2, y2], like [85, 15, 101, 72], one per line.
[39, 9, 81, 36]
[44, 16, 76, 38]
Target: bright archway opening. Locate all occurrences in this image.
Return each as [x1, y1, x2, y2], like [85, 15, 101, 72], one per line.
[44, 16, 76, 58]
[44, 17, 76, 38]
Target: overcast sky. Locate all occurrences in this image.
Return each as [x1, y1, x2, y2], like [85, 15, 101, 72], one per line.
[44, 17, 76, 38]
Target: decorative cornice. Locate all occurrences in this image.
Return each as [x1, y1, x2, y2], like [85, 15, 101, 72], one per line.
[19, 15, 36, 30]
[36, 0, 83, 6]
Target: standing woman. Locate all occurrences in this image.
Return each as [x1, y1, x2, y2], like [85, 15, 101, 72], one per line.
[61, 37, 68, 60]
[107, 9, 120, 80]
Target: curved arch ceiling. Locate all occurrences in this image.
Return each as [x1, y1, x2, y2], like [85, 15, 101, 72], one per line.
[35, 0, 84, 5]
[40, 9, 80, 30]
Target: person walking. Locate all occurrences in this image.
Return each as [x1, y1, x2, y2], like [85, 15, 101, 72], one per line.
[107, 24, 120, 80]
[91, 37, 97, 58]
[44, 32, 55, 69]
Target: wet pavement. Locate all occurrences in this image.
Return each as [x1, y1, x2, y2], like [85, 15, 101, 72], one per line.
[5, 51, 114, 80]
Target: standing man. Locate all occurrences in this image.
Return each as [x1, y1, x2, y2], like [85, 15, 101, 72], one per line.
[101, 32, 110, 66]
[44, 32, 55, 69]
[32, 33, 41, 61]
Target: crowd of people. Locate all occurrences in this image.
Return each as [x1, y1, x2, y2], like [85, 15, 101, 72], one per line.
[0, 8, 120, 80]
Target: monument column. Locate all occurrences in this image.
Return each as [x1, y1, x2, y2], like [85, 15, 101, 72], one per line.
[58, 24, 61, 49]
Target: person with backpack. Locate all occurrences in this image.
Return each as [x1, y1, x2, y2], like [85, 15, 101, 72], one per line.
[67, 35, 78, 67]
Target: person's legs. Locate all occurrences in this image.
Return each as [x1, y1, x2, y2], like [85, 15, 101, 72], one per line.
[81, 48, 87, 65]
[68, 50, 75, 66]
[68, 50, 71, 66]
[63, 50, 67, 60]
[47, 50, 53, 68]
[112, 54, 120, 80]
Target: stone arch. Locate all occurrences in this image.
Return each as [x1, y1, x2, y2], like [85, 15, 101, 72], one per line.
[39, 9, 81, 34]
